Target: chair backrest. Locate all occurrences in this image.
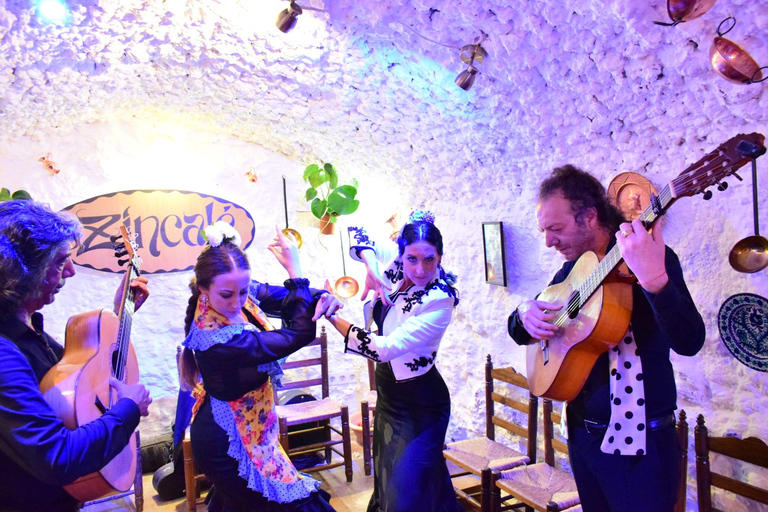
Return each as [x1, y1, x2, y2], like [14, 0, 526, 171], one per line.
[695, 413, 768, 511]
[542, 399, 569, 467]
[485, 355, 538, 463]
[279, 326, 330, 399]
[366, 358, 376, 392]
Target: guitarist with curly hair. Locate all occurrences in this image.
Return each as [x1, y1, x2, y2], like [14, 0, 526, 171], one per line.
[508, 165, 705, 512]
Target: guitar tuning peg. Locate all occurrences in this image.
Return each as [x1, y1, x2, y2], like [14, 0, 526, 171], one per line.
[703, 190, 713, 200]
[114, 249, 129, 258]
[109, 234, 121, 243]
[717, 181, 728, 192]
[117, 258, 129, 266]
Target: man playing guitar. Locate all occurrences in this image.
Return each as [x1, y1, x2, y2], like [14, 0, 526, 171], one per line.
[508, 165, 705, 512]
[0, 200, 152, 512]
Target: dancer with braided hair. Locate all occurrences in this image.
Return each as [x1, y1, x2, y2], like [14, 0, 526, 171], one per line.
[178, 223, 341, 511]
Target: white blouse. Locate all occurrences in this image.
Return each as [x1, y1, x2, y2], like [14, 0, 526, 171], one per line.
[345, 226, 458, 381]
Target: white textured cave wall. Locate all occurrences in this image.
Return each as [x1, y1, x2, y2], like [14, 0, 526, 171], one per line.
[1, 0, 767, 509]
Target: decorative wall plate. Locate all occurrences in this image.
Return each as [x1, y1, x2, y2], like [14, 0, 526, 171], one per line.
[717, 293, 768, 372]
[607, 172, 660, 223]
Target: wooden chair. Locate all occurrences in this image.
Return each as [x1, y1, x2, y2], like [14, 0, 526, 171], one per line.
[275, 326, 354, 482]
[175, 345, 208, 512]
[81, 430, 144, 512]
[674, 410, 688, 512]
[182, 426, 208, 512]
[491, 399, 580, 512]
[360, 358, 377, 476]
[695, 413, 768, 511]
[443, 356, 538, 510]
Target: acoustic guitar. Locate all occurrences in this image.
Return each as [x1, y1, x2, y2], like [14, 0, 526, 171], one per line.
[40, 225, 142, 501]
[526, 132, 766, 401]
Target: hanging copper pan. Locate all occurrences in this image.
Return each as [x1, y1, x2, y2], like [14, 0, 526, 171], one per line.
[334, 231, 359, 299]
[729, 159, 768, 273]
[281, 176, 302, 248]
[654, 0, 717, 26]
[710, 17, 767, 85]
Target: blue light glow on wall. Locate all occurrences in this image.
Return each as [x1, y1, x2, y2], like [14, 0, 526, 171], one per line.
[35, 0, 69, 25]
[353, 41, 477, 118]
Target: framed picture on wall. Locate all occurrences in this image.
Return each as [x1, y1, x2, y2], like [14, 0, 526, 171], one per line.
[482, 222, 507, 287]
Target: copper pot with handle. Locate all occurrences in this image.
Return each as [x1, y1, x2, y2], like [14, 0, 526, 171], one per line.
[710, 17, 767, 85]
[654, 0, 717, 26]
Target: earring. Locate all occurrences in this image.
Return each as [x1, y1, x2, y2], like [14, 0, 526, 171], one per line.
[200, 294, 209, 305]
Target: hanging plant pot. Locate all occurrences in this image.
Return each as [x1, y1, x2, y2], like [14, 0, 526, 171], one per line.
[319, 214, 336, 235]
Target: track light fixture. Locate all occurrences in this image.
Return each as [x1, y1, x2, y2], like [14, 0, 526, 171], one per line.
[276, 1, 303, 33]
[456, 43, 487, 90]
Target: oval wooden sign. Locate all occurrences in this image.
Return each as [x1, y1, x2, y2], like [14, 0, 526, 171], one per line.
[63, 190, 255, 274]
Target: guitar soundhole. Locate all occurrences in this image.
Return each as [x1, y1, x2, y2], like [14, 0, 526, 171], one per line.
[568, 291, 581, 319]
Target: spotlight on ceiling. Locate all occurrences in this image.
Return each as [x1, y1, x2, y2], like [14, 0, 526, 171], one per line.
[35, 0, 69, 25]
[455, 66, 479, 91]
[276, 1, 303, 33]
[456, 43, 487, 90]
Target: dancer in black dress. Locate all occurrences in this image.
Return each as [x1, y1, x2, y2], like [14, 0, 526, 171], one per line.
[326, 211, 461, 512]
[179, 223, 341, 511]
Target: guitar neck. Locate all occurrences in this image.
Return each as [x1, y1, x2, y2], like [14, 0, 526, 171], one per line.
[576, 184, 676, 309]
[114, 265, 137, 382]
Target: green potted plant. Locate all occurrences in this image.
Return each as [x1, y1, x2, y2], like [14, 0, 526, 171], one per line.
[0, 188, 32, 201]
[303, 163, 359, 234]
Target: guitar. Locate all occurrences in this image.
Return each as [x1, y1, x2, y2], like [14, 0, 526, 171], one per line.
[40, 225, 142, 501]
[526, 132, 766, 401]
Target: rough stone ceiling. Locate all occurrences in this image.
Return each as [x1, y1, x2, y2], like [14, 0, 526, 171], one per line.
[1, 0, 766, 198]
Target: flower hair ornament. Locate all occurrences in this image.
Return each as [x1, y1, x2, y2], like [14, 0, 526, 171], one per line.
[202, 221, 242, 248]
[408, 209, 436, 224]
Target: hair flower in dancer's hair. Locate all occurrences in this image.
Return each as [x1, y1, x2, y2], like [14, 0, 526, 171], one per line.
[408, 209, 436, 224]
[203, 221, 242, 248]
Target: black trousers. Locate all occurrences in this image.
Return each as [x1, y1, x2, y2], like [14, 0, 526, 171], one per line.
[567, 421, 680, 512]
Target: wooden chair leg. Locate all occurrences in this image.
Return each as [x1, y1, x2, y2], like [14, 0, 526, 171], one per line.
[481, 467, 492, 511]
[341, 405, 353, 482]
[361, 401, 372, 476]
[675, 410, 688, 512]
[182, 437, 198, 512]
[134, 431, 144, 512]
[490, 470, 501, 512]
[323, 419, 332, 464]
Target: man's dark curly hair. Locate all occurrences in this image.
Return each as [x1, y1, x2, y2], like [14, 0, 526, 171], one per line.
[539, 164, 625, 232]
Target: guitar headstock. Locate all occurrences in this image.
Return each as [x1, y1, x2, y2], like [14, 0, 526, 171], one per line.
[670, 132, 766, 199]
[113, 225, 142, 274]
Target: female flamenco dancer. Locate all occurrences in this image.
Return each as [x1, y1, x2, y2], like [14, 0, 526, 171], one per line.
[179, 222, 341, 511]
[325, 210, 461, 512]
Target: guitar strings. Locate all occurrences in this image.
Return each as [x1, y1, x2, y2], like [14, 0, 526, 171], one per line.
[113, 268, 136, 385]
[552, 148, 744, 329]
[552, 184, 675, 328]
